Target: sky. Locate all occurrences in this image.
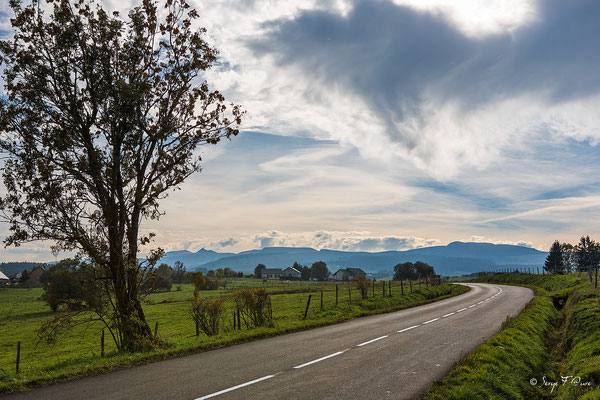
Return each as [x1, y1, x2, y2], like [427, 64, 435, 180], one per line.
[1, 0, 600, 261]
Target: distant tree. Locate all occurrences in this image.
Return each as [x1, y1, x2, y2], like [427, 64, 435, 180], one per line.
[0, 0, 242, 351]
[254, 264, 266, 279]
[353, 276, 372, 299]
[189, 271, 207, 294]
[19, 269, 30, 284]
[561, 243, 576, 273]
[156, 264, 174, 281]
[207, 270, 216, 278]
[300, 265, 311, 280]
[172, 262, 187, 284]
[544, 241, 565, 274]
[42, 259, 84, 311]
[310, 261, 329, 281]
[575, 236, 600, 282]
[393, 262, 417, 281]
[414, 261, 435, 279]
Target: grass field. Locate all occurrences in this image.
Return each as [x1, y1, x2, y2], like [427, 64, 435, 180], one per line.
[423, 273, 600, 400]
[0, 279, 467, 392]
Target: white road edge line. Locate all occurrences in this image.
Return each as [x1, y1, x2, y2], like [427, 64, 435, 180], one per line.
[456, 308, 467, 312]
[293, 350, 347, 369]
[195, 375, 275, 400]
[442, 312, 455, 318]
[398, 325, 419, 333]
[423, 318, 440, 325]
[357, 335, 389, 347]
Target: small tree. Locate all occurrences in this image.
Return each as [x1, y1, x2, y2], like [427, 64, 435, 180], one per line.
[561, 243, 576, 273]
[254, 264, 266, 279]
[19, 269, 30, 284]
[189, 271, 206, 293]
[353, 276, 372, 299]
[189, 294, 225, 336]
[42, 259, 85, 311]
[310, 261, 329, 281]
[172, 262, 187, 284]
[575, 236, 600, 282]
[230, 288, 273, 328]
[393, 262, 417, 281]
[545, 241, 565, 274]
[300, 265, 310, 280]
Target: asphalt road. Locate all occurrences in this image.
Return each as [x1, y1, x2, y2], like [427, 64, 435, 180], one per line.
[4, 283, 533, 400]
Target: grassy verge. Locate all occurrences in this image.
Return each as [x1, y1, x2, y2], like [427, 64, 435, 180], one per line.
[0, 281, 468, 393]
[423, 273, 600, 399]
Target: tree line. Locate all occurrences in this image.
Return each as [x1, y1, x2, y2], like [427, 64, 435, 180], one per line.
[545, 236, 600, 287]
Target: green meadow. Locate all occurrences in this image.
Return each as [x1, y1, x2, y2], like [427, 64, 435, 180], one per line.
[0, 279, 467, 392]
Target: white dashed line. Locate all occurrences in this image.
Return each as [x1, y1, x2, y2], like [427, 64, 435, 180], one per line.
[293, 350, 347, 369]
[423, 318, 440, 325]
[357, 335, 389, 347]
[398, 325, 419, 333]
[477, 301, 484, 304]
[457, 308, 467, 312]
[484, 299, 490, 301]
[442, 312, 455, 318]
[468, 304, 477, 308]
[195, 375, 275, 400]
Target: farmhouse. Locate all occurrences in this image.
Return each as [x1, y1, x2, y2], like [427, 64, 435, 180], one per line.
[0, 270, 9, 286]
[29, 265, 46, 281]
[262, 268, 282, 280]
[333, 268, 367, 281]
[281, 266, 301, 279]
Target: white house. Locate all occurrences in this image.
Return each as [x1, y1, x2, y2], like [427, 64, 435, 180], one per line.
[262, 268, 282, 280]
[0, 270, 9, 286]
[333, 268, 367, 281]
[281, 267, 301, 279]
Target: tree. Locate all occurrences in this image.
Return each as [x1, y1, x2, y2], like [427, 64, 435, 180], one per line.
[414, 261, 435, 280]
[19, 269, 30, 284]
[353, 276, 372, 299]
[155, 263, 173, 281]
[41, 259, 85, 311]
[254, 264, 266, 279]
[575, 236, 600, 282]
[310, 261, 329, 281]
[561, 243, 576, 273]
[300, 265, 310, 280]
[393, 262, 417, 281]
[172, 262, 187, 284]
[544, 241, 565, 274]
[0, 0, 242, 351]
[188, 271, 206, 294]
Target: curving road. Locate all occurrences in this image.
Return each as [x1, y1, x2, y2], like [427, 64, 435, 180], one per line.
[4, 283, 533, 400]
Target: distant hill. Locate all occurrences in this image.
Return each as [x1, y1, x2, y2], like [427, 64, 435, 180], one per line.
[0, 262, 44, 276]
[158, 248, 235, 269]
[159, 242, 547, 276]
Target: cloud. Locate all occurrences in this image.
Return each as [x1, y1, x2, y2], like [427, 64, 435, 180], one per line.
[466, 236, 533, 248]
[246, 0, 600, 178]
[252, 230, 440, 251]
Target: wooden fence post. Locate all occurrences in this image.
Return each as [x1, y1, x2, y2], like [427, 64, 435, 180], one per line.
[389, 280, 392, 297]
[336, 285, 339, 306]
[304, 295, 312, 319]
[401, 279, 404, 295]
[410, 279, 413, 294]
[373, 281, 375, 298]
[237, 308, 241, 330]
[233, 311, 236, 330]
[320, 289, 323, 311]
[382, 280, 385, 297]
[101, 329, 105, 357]
[348, 286, 351, 305]
[154, 321, 159, 338]
[16, 341, 20, 374]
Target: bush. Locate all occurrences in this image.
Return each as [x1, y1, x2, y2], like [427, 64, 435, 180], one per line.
[353, 276, 372, 299]
[189, 294, 226, 336]
[230, 288, 273, 328]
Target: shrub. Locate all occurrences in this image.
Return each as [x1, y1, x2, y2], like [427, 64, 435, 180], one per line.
[189, 294, 226, 336]
[353, 276, 372, 299]
[230, 288, 273, 328]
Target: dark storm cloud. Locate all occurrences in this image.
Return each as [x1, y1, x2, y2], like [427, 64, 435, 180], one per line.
[251, 0, 600, 146]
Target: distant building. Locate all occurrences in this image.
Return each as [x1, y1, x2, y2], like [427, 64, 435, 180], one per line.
[333, 268, 367, 281]
[29, 265, 46, 281]
[262, 268, 282, 280]
[0, 270, 9, 286]
[281, 267, 301, 279]
[9, 271, 22, 284]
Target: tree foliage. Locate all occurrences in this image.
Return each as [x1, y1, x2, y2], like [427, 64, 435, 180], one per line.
[0, 0, 242, 351]
[353, 276, 372, 299]
[544, 240, 565, 274]
[254, 264, 265, 278]
[230, 288, 273, 328]
[189, 294, 225, 336]
[310, 261, 329, 281]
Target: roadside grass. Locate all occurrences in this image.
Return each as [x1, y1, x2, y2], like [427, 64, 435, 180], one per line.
[0, 280, 468, 393]
[423, 273, 600, 400]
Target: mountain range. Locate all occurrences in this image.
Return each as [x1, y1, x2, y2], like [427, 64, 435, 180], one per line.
[157, 242, 548, 276]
